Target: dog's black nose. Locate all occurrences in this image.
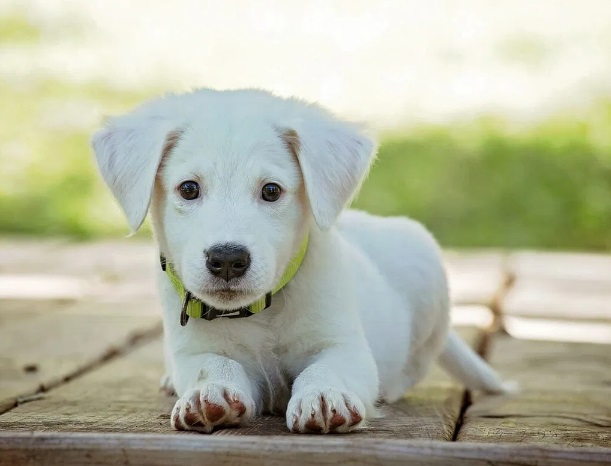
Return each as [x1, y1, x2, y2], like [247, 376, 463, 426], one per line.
[205, 244, 251, 281]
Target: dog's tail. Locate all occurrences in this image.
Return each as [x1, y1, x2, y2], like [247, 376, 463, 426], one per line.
[438, 329, 510, 394]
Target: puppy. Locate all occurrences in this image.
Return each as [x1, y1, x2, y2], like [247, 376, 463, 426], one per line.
[92, 89, 506, 434]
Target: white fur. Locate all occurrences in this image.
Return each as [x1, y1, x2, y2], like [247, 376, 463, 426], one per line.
[92, 88, 506, 434]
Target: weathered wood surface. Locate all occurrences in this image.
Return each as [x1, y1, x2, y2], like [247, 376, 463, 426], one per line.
[0, 299, 161, 416]
[504, 252, 611, 323]
[0, 239, 157, 303]
[2, 240, 611, 465]
[0, 324, 482, 440]
[0, 240, 502, 307]
[1, 433, 609, 466]
[0, 239, 154, 277]
[443, 250, 508, 308]
[216, 326, 479, 438]
[457, 334, 611, 447]
[0, 240, 161, 415]
[503, 316, 611, 345]
[450, 304, 495, 329]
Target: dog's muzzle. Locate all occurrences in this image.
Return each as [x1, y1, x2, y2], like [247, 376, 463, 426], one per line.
[160, 233, 310, 326]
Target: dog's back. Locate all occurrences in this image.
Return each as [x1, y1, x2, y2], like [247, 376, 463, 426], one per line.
[336, 209, 451, 400]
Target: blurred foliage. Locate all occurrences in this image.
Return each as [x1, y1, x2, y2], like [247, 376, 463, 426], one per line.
[0, 12, 41, 43]
[1, 10, 609, 250]
[355, 108, 611, 250]
[0, 79, 155, 239]
[1, 77, 609, 250]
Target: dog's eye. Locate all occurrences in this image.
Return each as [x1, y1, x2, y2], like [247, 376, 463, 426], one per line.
[261, 183, 282, 202]
[178, 181, 200, 200]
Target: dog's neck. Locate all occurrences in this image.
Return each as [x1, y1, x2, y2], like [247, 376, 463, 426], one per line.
[160, 233, 310, 326]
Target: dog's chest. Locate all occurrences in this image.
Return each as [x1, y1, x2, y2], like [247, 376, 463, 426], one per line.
[192, 302, 320, 412]
[228, 313, 293, 412]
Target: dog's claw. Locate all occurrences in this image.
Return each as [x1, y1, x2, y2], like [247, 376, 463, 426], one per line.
[171, 384, 255, 433]
[286, 388, 366, 434]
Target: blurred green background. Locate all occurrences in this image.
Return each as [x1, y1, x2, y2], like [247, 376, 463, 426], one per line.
[1, 3, 610, 251]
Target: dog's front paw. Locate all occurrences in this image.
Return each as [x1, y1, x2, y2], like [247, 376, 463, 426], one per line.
[286, 388, 365, 434]
[171, 383, 255, 433]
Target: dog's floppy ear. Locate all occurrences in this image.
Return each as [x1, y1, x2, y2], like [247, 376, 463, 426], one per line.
[279, 113, 377, 230]
[91, 112, 181, 232]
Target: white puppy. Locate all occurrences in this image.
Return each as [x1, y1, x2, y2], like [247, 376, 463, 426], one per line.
[92, 89, 505, 434]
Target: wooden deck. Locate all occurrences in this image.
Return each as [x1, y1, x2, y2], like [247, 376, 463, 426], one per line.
[0, 239, 609, 465]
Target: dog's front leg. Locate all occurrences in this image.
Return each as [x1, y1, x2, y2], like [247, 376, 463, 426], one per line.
[286, 344, 378, 434]
[170, 352, 259, 433]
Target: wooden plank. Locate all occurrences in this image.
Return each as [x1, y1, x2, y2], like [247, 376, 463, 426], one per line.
[0, 241, 510, 311]
[505, 252, 611, 322]
[443, 250, 508, 308]
[457, 333, 611, 447]
[508, 251, 611, 285]
[0, 326, 483, 441]
[0, 239, 62, 272]
[0, 238, 162, 414]
[0, 239, 155, 278]
[0, 338, 173, 433]
[0, 239, 157, 303]
[504, 284, 611, 322]
[0, 299, 161, 415]
[450, 305, 495, 329]
[504, 316, 611, 345]
[0, 433, 609, 466]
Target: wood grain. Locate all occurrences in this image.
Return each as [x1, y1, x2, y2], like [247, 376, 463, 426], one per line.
[508, 251, 611, 285]
[504, 251, 611, 322]
[0, 433, 608, 466]
[0, 239, 155, 278]
[0, 299, 161, 416]
[457, 334, 611, 447]
[443, 250, 508, 308]
[0, 239, 157, 303]
[504, 316, 611, 345]
[4, 240, 609, 463]
[0, 327, 483, 441]
[0, 238, 162, 414]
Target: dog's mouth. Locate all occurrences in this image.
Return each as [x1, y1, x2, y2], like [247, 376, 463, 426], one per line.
[182, 266, 272, 310]
[207, 287, 249, 299]
[196, 283, 261, 309]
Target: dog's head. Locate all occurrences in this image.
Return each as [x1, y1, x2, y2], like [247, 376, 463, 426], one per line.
[92, 89, 376, 310]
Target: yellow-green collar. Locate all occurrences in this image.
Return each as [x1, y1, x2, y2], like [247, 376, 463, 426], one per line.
[161, 234, 309, 325]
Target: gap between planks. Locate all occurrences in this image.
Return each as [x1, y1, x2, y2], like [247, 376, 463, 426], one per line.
[448, 250, 516, 442]
[0, 326, 486, 439]
[449, 322, 498, 442]
[457, 334, 611, 447]
[0, 322, 162, 416]
[0, 242, 509, 445]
